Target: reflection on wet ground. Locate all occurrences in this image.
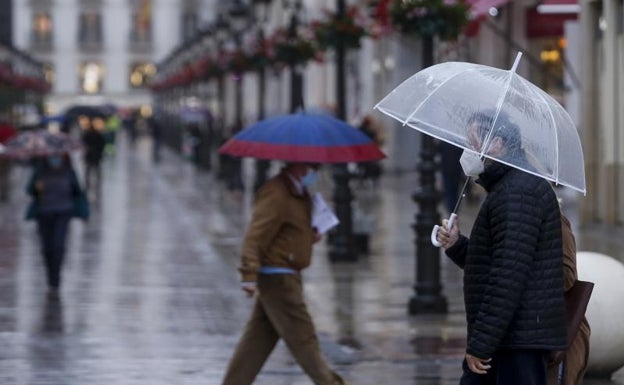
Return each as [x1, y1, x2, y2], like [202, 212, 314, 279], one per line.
[0, 133, 622, 384]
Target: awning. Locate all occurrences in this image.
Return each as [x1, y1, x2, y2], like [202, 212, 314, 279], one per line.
[536, 0, 580, 15]
[526, 0, 578, 38]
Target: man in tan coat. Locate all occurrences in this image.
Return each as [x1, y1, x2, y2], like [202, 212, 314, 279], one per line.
[221, 162, 345, 385]
[547, 214, 591, 385]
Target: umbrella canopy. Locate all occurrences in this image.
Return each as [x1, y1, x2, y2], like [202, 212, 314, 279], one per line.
[1, 129, 81, 160]
[0, 122, 17, 144]
[375, 52, 585, 194]
[218, 112, 386, 163]
[39, 114, 67, 125]
[63, 105, 109, 120]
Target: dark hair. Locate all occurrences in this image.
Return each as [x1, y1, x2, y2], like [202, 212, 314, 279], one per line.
[467, 110, 522, 158]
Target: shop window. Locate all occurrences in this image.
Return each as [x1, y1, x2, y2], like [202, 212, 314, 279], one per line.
[79, 61, 104, 93]
[43, 62, 55, 88]
[32, 12, 53, 46]
[129, 61, 156, 88]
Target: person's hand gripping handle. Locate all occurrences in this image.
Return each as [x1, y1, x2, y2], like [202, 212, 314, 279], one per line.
[431, 213, 457, 247]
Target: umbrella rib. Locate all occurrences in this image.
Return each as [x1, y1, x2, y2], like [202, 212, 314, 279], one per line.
[532, 87, 560, 185]
[401, 67, 482, 126]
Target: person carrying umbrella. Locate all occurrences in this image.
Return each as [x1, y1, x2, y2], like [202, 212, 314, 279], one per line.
[0, 119, 17, 202]
[25, 153, 89, 294]
[220, 161, 345, 385]
[435, 110, 567, 384]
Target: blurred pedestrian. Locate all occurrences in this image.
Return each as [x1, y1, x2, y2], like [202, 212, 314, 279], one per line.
[147, 113, 162, 163]
[438, 140, 464, 215]
[547, 214, 590, 385]
[436, 111, 566, 384]
[0, 120, 17, 202]
[221, 162, 345, 385]
[355, 115, 383, 186]
[104, 113, 122, 155]
[81, 120, 106, 197]
[25, 154, 89, 293]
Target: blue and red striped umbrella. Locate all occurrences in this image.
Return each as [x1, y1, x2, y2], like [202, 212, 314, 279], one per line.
[218, 112, 386, 163]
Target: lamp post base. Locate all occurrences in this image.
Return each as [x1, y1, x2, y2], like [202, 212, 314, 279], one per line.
[408, 295, 448, 315]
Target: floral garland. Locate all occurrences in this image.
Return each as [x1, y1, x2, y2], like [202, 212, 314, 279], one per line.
[389, 0, 470, 40]
[312, 6, 368, 50]
[271, 28, 322, 67]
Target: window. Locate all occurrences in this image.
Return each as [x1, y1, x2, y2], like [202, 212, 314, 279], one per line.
[130, 0, 152, 44]
[32, 12, 53, 46]
[129, 61, 156, 88]
[181, 11, 198, 41]
[43, 62, 55, 88]
[78, 12, 103, 46]
[79, 61, 104, 93]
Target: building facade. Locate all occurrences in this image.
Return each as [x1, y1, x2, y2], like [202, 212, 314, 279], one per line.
[12, 0, 219, 114]
[580, 0, 624, 225]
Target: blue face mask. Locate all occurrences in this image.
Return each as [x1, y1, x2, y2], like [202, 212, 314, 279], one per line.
[47, 155, 63, 168]
[300, 169, 318, 187]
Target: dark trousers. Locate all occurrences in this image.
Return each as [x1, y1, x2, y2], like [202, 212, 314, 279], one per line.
[37, 212, 72, 288]
[460, 349, 549, 385]
[84, 162, 101, 195]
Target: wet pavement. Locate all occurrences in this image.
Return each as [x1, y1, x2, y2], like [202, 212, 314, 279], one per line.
[0, 133, 622, 385]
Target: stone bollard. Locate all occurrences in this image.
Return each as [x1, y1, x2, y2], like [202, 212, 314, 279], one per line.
[577, 251, 624, 378]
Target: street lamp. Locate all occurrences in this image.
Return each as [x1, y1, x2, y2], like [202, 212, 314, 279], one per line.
[226, 0, 251, 191]
[214, 13, 230, 181]
[329, 0, 356, 262]
[251, 0, 272, 191]
[283, 0, 303, 113]
[409, 35, 448, 314]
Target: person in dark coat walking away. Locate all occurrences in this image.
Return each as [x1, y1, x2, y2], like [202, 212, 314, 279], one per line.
[81, 121, 106, 197]
[25, 154, 89, 294]
[435, 111, 566, 385]
[221, 162, 345, 385]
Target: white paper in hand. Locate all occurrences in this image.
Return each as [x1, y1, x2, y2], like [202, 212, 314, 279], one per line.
[312, 192, 339, 234]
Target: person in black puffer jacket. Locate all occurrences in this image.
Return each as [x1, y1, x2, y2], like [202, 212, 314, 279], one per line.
[436, 111, 566, 385]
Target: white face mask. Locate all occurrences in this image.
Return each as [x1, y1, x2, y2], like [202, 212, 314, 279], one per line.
[460, 150, 484, 177]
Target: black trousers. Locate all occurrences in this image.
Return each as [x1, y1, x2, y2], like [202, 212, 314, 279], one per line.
[84, 162, 101, 195]
[460, 349, 549, 385]
[37, 212, 72, 288]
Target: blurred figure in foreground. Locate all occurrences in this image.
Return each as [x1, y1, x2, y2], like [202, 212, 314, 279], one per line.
[547, 214, 590, 385]
[25, 154, 89, 293]
[221, 162, 345, 385]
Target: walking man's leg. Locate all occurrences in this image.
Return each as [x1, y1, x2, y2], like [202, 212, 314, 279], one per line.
[262, 276, 344, 385]
[222, 299, 280, 385]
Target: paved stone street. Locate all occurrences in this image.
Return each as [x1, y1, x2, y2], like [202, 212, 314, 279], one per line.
[0, 133, 622, 384]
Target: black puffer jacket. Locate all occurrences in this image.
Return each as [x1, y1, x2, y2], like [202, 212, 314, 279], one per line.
[446, 161, 566, 359]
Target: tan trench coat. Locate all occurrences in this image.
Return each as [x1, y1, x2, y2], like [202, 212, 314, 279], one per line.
[547, 214, 591, 385]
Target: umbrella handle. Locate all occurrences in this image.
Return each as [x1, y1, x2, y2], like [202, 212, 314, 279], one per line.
[430, 213, 457, 248]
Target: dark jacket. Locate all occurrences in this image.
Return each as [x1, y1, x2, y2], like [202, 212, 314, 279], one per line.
[25, 165, 89, 221]
[446, 161, 566, 359]
[82, 129, 106, 164]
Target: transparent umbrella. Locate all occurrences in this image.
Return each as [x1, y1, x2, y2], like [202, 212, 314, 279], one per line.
[375, 52, 585, 244]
